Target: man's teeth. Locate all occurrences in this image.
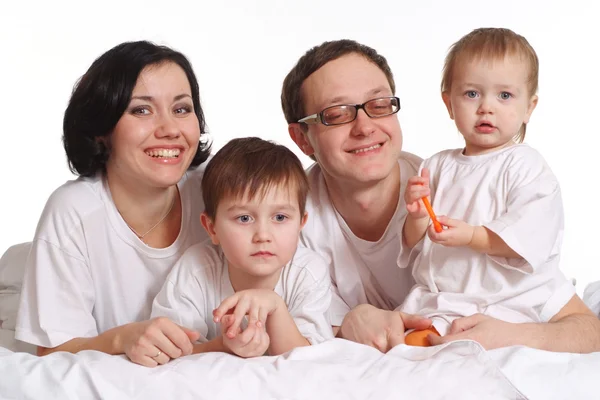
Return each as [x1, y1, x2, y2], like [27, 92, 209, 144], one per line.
[352, 144, 381, 154]
[145, 149, 180, 158]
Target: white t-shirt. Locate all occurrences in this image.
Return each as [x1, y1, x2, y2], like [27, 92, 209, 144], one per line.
[150, 240, 333, 345]
[300, 152, 423, 326]
[399, 144, 575, 334]
[15, 168, 208, 348]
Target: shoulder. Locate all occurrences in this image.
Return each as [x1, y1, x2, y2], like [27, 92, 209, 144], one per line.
[168, 239, 223, 285]
[287, 247, 330, 283]
[398, 151, 423, 175]
[36, 175, 105, 237]
[423, 148, 462, 167]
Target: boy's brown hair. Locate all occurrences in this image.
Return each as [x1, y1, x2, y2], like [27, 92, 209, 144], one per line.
[441, 27, 539, 142]
[202, 137, 309, 220]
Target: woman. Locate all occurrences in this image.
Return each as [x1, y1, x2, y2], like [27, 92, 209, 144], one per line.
[15, 41, 210, 367]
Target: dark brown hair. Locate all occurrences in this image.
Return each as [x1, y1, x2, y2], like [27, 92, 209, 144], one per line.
[281, 39, 395, 125]
[202, 137, 309, 220]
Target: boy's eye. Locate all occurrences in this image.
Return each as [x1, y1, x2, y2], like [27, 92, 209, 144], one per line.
[237, 215, 252, 223]
[499, 92, 512, 100]
[274, 214, 287, 222]
[465, 91, 478, 99]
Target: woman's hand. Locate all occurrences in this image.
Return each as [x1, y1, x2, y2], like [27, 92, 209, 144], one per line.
[118, 317, 200, 367]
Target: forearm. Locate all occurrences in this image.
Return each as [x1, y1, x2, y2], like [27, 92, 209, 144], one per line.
[468, 226, 520, 258]
[332, 326, 341, 337]
[403, 215, 428, 249]
[518, 314, 600, 353]
[38, 325, 126, 356]
[266, 308, 310, 355]
[192, 336, 232, 355]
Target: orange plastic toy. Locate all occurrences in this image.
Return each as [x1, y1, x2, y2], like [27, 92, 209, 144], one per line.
[404, 326, 441, 347]
[421, 197, 443, 233]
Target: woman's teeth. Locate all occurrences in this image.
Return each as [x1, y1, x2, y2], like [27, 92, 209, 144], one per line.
[145, 149, 180, 158]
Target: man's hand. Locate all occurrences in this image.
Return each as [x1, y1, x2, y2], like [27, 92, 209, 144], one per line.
[427, 314, 518, 350]
[339, 304, 432, 352]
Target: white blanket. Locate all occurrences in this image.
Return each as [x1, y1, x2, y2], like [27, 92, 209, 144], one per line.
[0, 337, 526, 400]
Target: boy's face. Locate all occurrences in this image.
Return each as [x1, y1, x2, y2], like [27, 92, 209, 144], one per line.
[442, 55, 538, 156]
[202, 185, 307, 282]
[289, 53, 403, 186]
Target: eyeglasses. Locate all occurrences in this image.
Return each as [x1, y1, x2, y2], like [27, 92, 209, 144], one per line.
[298, 96, 401, 126]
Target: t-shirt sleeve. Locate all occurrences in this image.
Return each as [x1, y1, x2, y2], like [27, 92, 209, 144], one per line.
[287, 255, 334, 345]
[150, 254, 210, 343]
[484, 149, 563, 273]
[15, 239, 97, 348]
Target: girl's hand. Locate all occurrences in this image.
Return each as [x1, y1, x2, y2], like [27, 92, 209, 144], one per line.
[427, 215, 474, 247]
[405, 168, 432, 219]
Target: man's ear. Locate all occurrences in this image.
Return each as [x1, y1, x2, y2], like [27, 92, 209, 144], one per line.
[441, 91, 454, 120]
[289, 123, 315, 156]
[200, 212, 219, 245]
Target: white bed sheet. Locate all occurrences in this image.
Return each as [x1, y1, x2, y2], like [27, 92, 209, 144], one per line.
[1, 329, 597, 400]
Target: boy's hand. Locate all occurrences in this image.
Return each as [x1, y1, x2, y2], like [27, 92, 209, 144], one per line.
[427, 215, 474, 247]
[220, 315, 270, 358]
[213, 289, 283, 338]
[405, 168, 432, 219]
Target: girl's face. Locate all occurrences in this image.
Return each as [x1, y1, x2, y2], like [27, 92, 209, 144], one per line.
[106, 62, 200, 189]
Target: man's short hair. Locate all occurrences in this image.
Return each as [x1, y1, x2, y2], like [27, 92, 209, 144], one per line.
[281, 39, 396, 124]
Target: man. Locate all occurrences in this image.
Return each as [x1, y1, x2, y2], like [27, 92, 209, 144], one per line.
[281, 39, 600, 353]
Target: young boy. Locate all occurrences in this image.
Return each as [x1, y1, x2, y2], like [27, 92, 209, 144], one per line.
[400, 28, 575, 344]
[151, 137, 333, 358]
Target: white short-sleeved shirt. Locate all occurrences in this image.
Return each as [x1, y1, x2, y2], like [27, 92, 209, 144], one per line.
[15, 168, 208, 348]
[300, 152, 423, 326]
[151, 241, 333, 345]
[399, 145, 575, 334]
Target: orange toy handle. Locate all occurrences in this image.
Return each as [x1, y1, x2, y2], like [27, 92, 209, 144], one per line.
[421, 197, 443, 233]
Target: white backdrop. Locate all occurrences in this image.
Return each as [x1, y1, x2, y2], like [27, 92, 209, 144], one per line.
[1, 0, 598, 294]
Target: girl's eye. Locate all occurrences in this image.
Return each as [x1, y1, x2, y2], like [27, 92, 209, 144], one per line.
[499, 92, 512, 100]
[237, 215, 252, 223]
[274, 214, 287, 222]
[465, 91, 478, 99]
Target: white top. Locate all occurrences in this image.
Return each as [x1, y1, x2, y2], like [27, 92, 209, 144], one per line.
[15, 168, 208, 348]
[150, 241, 333, 345]
[300, 152, 423, 326]
[400, 144, 575, 334]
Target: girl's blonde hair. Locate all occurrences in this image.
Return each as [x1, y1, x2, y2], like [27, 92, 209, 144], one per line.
[441, 28, 539, 142]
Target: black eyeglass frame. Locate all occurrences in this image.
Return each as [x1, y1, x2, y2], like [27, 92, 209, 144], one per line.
[297, 96, 401, 126]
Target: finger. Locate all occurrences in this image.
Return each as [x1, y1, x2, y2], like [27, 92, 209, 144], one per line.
[248, 305, 259, 326]
[237, 323, 256, 346]
[213, 295, 240, 322]
[428, 333, 451, 346]
[258, 307, 269, 328]
[147, 347, 171, 365]
[228, 298, 251, 337]
[399, 312, 432, 331]
[449, 314, 484, 334]
[436, 215, 454, 227]
[421, 167, 430, 183]
[181, 326, 201, 344]
[137, 356, 159, 368]
[408, 176, 426, 185]
[146, 320, 188, 359]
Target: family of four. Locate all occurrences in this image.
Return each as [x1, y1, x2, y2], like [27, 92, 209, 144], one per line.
[14, 27, 600, 368]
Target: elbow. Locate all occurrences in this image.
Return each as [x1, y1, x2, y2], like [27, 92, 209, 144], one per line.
[37, 346, 53, 356]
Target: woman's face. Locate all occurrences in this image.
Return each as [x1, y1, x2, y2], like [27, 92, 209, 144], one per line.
[106, 62, 200, 189]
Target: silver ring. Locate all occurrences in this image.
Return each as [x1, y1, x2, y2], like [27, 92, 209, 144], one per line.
[152, 350, 162, 358]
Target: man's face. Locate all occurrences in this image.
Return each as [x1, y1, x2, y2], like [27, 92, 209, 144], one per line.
[290, 53, 403, 187]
